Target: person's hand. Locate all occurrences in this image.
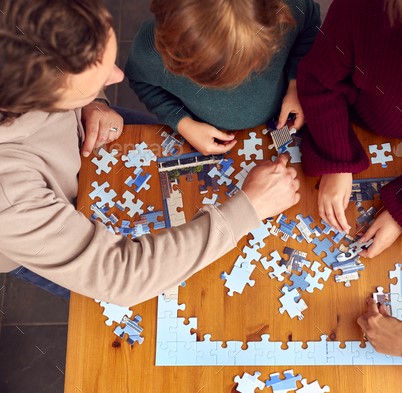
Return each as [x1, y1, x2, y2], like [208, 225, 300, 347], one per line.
[357, 297, 402, 356]
[81, 101, 124, 157]
[276, 80, 304, 130]
[242, 154, 300, 220]
[177, 117, 237, 155]
[359, 210, 402, 258]
[318, 173, 352, 233]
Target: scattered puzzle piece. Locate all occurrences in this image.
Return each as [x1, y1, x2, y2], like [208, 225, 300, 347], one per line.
[234, 372, 265, 393]
[122, 141, 156, 169]
[305, 261, 332, 293]
[90, 204, 118, 225]
[94, 299, 133, 326]
[221, 262, 256, 296]
[369, 143, 393, 168]
[261, 251, 287, 281]
[279, 287, 307, 320]
[265, 369, 302, 391]
[114, 315, 144, 346]
[234, 161, 257, 189]
[89, 181, 117, 207]
[296, 379, 330, 393]
[238, 132, 263, 160]
[125, 168, 152, 192]
[91, 148, 118, 175]
[116, 190, 144, 217]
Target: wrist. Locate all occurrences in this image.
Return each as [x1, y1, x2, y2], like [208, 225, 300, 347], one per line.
[177, 116, 195, 136]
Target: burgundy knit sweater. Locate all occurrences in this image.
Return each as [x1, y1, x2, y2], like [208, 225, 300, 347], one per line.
[298, 0, 402, 226]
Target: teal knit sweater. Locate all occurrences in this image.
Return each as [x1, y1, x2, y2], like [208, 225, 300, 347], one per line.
[125, 0, 320, 131]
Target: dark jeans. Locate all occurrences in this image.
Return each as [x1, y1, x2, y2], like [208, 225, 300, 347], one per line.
[10, 107, 158, 298]
[10, 266, 70, 300]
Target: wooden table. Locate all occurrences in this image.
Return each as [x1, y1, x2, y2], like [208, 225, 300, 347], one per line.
[65, 124, 401, 393]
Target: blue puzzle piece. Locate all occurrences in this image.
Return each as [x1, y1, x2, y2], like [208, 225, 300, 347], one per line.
[113, 315, 144, 346]
[286, 271, 309, 292]
[265, 369, 302, 391]
[322, 247, 341, 266]
[312, 237, 333, 257]
[125, 168, 151, 192]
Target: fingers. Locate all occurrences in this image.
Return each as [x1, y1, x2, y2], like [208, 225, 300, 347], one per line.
[366, 297, 380, 311]
[212, 139, 237, 154]
[213, 130, 236, 142]
[273, 153, 290, 168]
[333, 201, 350, 233]
[293, 112, 305, 130]
[321, 200, 341, 232]
[379, 304, 391, 317]
[356, 314, 368, 331]
[359, 224, 379, 258]
[82, 119, 100, 157]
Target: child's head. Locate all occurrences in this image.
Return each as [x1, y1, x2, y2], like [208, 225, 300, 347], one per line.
[151, 0, 295, 88]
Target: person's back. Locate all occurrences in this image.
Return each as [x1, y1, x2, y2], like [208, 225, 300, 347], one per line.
[126, 0, 321, 155]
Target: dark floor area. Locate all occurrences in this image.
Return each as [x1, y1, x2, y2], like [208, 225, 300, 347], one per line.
[0, 0, 332, 391]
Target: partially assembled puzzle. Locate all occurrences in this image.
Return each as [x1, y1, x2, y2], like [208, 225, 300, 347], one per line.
[87, 128, 401, 369]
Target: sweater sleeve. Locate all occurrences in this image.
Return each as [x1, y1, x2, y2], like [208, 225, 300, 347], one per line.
[286, 0, 321, 80]
[297, 0, 370, 176]
[125, 22, 193, 132]
[0, 169, 260, 306]
[380, 176, 402, 227]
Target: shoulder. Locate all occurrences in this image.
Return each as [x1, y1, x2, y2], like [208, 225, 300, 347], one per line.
[131, 20, 158, 59]
[283, 0, 321, 35]
[126, 20, 164, 77]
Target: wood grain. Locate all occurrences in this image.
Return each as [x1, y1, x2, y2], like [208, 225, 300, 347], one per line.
[65, 124, 401, 393]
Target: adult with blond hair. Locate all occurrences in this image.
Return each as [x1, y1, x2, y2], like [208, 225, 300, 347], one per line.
[126, 0, 321, 155]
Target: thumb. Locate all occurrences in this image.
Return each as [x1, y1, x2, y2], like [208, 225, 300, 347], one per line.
[213, 139, 237, 154]
[378, 303, 391, 317]
[359, 223, 378, 243]
[212, 129, 236, 142]
[293, 112, 305, 130]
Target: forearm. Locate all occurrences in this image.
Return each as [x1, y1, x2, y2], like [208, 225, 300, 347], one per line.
[0, 184, 259, 306]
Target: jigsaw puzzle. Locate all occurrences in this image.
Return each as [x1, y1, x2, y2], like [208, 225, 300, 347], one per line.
[125, 168, 151, 192]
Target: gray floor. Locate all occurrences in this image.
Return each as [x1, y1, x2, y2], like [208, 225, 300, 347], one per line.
[0, 0, 332, 392]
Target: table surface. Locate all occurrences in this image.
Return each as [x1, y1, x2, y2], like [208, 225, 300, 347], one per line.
[65, 124, 401, 393]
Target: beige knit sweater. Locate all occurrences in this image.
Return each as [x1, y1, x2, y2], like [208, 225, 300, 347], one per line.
[0, 109, 260, 306]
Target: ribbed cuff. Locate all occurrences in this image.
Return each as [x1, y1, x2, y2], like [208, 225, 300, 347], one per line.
[300, 132, 370, 176]
[217, 190, 260, 244]
[380, 177, 402, 227]
[166, 109, 193, 133]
